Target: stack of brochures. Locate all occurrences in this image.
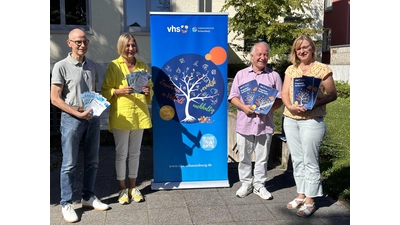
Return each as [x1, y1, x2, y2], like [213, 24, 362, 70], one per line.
[293, 76, 321, 110]
[126, 70, 151, 93]
[81, 91, 110, 117]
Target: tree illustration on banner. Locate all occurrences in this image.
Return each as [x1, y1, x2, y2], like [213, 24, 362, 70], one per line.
[154, 47, 226, 123]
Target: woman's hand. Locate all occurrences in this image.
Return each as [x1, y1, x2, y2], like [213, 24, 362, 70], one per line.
[288, 104, 307, 114]
[117, 86, 134, 95]
[142, 86, 150, 95]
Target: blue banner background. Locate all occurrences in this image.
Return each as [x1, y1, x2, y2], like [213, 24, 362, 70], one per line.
[150, 13, 229, 189]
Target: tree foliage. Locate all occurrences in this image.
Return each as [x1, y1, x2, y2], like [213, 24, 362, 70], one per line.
[221, 0, 322, 64]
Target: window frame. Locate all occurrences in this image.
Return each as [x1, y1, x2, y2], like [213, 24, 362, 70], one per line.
[324, 0, 333, 11]
[322, 28, 331, 52]
[50, 0, 91, 32]
[125, 0, 170, 33]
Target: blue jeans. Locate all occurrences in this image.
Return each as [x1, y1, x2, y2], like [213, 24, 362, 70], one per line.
[59, 112, 100, 206]
[283, 117, 325, 198]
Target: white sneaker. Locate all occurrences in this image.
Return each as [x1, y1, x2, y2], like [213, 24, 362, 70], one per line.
[62, 203, 78, 223]
[82, 196, 110, 211]
[236, 185, 253, 198]
[253, 186, 273, 200]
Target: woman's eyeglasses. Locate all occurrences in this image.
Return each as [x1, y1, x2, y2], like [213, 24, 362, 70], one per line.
[296, 45, 310, 52]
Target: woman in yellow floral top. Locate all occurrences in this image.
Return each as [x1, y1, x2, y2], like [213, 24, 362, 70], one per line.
[281, 35, 337, 217]
[101, 33, 153, 205]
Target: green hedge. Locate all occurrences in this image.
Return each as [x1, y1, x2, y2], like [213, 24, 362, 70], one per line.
[227, 63, 248, 78]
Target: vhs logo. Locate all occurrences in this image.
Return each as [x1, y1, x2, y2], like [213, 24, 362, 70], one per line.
[167, 25, 189, 33]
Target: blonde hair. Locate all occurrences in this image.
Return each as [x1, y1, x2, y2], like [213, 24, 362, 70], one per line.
[289, 35, 317, 66]
[116, 33, 139, 58]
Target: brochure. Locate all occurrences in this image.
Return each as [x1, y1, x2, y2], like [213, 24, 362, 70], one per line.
[81, 91, 110, 117]
[250, 83, 279, 114]
[126, 70, 151, 93]
[238, 79, 258, 105]
[293, 76, 321, 110]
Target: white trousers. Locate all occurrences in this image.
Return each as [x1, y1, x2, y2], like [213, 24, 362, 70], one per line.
[283, 117, 325, 198]
[112, 128, 144, 181]
[236, 133, 272, 190]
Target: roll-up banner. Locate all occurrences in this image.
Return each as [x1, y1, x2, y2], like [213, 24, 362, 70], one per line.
[150, 12, 229, 189]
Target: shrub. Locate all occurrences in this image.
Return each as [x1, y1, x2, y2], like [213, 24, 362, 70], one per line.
[335, 80, 350, 99]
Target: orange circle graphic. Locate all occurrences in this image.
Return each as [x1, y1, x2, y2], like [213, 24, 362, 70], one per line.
[207, 46, 227, 65]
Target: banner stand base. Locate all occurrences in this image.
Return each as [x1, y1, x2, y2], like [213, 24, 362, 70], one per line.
[151, 179, 230, 190]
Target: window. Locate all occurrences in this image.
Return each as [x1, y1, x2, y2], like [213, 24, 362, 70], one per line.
[325, 0, 332, 11]
[126, 0, 170, 33]
[322, 29, 331, 52]
[50, 0, 90, 31]
[199, 0, 212, 12]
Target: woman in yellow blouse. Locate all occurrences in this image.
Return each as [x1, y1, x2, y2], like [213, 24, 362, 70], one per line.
[101, 33, 153, 205]
[281, 35, 337, 217]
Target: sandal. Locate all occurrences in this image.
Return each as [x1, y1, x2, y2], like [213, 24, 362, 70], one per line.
[286, 198, 306, 209]
[296, 203, 316, 217]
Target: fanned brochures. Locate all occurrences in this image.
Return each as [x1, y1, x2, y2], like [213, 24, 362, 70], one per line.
[81, 91, 110, 117]
[293, 75, 321, 110]
[238, 80, 279, 114]
[250, 83, 279, 114]
[126, 70, 151, 93]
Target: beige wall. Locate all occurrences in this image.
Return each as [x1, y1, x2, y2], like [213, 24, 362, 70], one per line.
[330, 46, 350, 65]
[50, 0, 124, 65]
[50, 0, 125, 91]
[329, 45, 350, 84]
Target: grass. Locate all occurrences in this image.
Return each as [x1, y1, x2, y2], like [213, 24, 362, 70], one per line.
[320, 97, 350, 202]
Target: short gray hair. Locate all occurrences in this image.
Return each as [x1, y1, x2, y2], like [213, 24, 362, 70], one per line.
[250, 42, 270, 56]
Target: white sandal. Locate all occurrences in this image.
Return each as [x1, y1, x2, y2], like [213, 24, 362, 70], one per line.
[286, 198, 306, 209]
[296, 203, 316, 217]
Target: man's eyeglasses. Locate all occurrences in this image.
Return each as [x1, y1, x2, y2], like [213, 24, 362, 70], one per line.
[69, 39, 89, 46]
[296, 45, 310, 52]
